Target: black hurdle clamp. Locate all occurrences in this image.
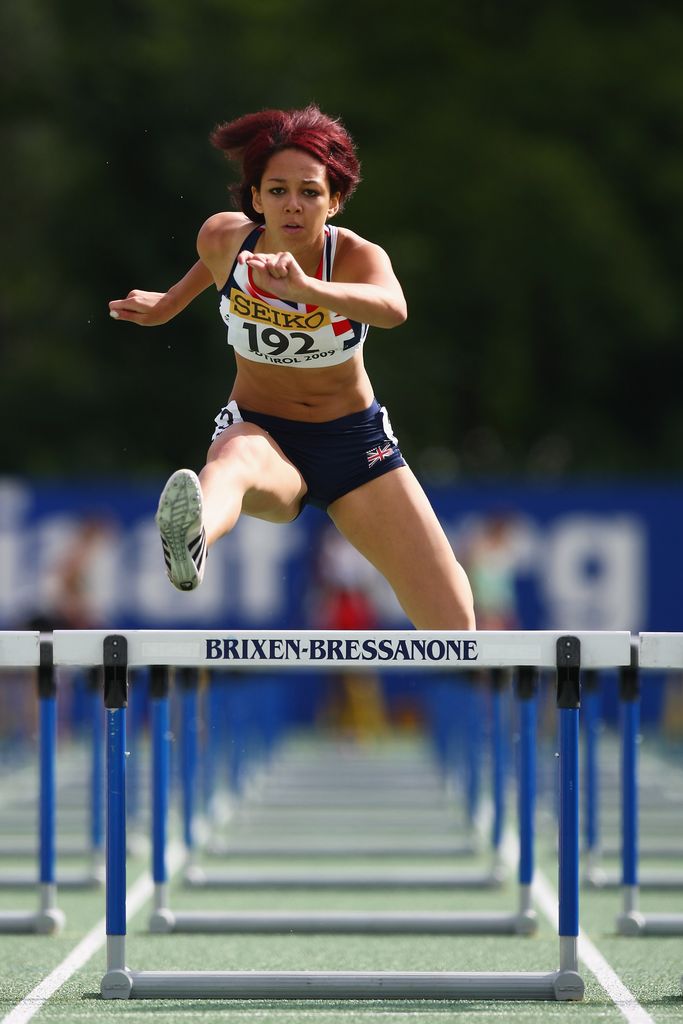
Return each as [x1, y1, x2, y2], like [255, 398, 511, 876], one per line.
[619, 638, 640, 703]
[104, 635, 128, 709]
[149, 665, 170, 700]
[556, 635, 581, 709]
[515, 665, 538, 701]
[489, 667, 509, 692]
[38, 636, 56, 699]
[176, 666, 199, 691]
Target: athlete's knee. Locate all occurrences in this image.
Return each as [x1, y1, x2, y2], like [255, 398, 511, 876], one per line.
[205, 430, 267, 484]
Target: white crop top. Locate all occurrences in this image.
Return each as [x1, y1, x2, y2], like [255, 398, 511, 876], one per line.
[218, 224, 368, 368]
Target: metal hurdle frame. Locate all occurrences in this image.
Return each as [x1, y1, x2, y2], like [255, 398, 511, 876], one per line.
[148, 663, 536, 936]
[617, 633, 683, 945]
[0, 633, 65, 934]
[49, 627, 631, 1002]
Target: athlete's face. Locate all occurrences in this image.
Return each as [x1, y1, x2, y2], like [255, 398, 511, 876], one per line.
[252, 148, 340, 243]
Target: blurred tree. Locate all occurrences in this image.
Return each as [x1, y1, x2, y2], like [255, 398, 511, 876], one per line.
[1, 0, 682, 477]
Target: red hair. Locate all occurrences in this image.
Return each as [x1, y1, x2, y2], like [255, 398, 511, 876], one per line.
[210, 105, 361, 223]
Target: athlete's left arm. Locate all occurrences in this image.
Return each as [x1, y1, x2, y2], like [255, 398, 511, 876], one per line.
[241, 235, 408, 328]
[309, 235, 408, 328]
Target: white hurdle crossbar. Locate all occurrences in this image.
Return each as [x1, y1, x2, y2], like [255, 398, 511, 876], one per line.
[51, 629, 631, 1002]
[617, 633, 683, 960]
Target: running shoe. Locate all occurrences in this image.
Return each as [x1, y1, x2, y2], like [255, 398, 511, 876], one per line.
[155, 469, 207, 591]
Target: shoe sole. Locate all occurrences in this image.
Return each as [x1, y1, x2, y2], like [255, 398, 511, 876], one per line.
[155, 470, 203, 591]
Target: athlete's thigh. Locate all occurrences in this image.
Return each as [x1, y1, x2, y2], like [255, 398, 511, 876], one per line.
[206, 421, 306, 522]
[328, 466, 474, 629]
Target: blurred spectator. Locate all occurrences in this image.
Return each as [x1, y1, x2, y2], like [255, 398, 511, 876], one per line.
[310, 524, 388, 741]
[463, 512, 520, 630]
[44, 515, 113, 629]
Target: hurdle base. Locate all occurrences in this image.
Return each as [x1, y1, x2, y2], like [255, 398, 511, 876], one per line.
[101, 968, 584, 1001]
[148, 909, 539, 936]
[615, 910, 647, 936]
[618, 912, 683, 937]
[0, 908, 65, 935]
[182, 866, 505, 890]
[515, 909, 539, 936]
[203, 838, 479, 859]
[36, 907, 67, 935]
[585, 870, 683, 892]
[0, 870, 103, 891]
[149, 908, 177, 933]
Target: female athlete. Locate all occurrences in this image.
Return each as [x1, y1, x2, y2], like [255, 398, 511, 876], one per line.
[109, 105, 475, 630]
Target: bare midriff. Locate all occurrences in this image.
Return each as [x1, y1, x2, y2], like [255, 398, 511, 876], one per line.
[229, 350, 375, 421]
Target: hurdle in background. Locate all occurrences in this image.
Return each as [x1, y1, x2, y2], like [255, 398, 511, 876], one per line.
[147, 664, 537, 936]
[0, 632, 65, 934]
[193, 669, 501, 873]
[176, 667, 500, 869]
[582, 643, 683, 891]
[617, 632, 683, 951]
[187, 667, 483, 863]
[0, 660, 105, 891]
[50, 627, 631, 1001]
[177, 666, 510, 896]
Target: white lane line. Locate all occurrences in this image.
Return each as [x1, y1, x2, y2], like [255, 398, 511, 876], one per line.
[1, 843, 184, 1024]
[497, 827, 654, 1024]
[533, 870, 656, 1024]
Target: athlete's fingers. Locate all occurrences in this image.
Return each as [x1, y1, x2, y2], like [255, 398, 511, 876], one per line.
[243, 253, 289, 279]
[108, 290, 165, 323]
[108, 299, 142, 320]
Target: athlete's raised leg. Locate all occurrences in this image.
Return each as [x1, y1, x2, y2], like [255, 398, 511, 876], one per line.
[156, 422, 306, 591]
[200, 422, 307, 540]
[328, 466, 475, 630]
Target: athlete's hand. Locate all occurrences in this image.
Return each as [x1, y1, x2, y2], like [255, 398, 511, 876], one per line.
[108, 290, 173, 326]
[237, 250, 309, 302]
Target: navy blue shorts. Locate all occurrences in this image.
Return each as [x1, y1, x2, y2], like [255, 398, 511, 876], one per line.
[211, 398, 407, 511]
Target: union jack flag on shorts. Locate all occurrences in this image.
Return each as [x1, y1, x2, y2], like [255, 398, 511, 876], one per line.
[366, 442, 395, 469]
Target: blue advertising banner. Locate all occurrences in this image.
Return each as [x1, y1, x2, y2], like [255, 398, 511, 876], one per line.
[2, 476, 680, 632]
[1, 476, 680, 722]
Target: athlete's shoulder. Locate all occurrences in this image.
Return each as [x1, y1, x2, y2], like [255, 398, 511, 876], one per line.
[197, 212, 255, 260]
[331, 226, 394, 280]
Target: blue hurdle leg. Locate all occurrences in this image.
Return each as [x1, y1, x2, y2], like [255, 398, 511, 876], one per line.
[465, 675, 483, 830]
[555, 637, 582, 990]
[616, 643, 644, 934]
[148, 666, 174, 931]
[581, 670, 601, 883]
[178, 668, 200, 865]
[102, 635, 132, 993]
[489, 669, 508, 879]
[516, 666, 538, 933]
[37, 639, 65, 934]
[87, 668, 105, 877]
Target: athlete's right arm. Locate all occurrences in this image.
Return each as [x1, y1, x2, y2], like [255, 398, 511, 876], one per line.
[108, 260, 213, 326]
[108, 213, 252, 326]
